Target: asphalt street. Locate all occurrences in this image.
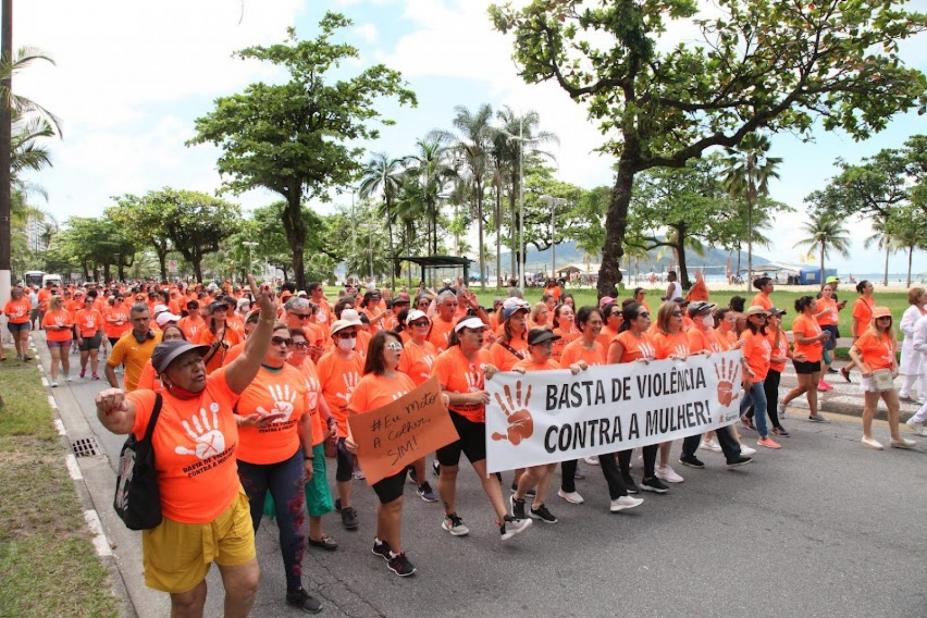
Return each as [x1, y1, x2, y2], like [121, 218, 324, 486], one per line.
[43, 339, 927, 618]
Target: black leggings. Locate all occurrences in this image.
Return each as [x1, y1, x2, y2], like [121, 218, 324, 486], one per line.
[561, 455, 629, 499]
[745, 369, 783, 429]
[618, 444, 657, 480]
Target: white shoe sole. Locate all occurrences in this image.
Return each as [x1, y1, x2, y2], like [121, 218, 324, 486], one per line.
[557, 490, 584, 504]
[610, 499, 643, 512]
[441, 522, 469, 537]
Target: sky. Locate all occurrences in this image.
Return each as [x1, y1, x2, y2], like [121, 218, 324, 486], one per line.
[16, 0, 927, 277]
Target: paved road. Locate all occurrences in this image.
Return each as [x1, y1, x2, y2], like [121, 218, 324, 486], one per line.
[42, 339, 927, 618]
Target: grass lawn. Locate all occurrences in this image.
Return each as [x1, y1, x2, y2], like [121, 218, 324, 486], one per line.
[327, 286, 910, 336]
[0, 355, 120, 618]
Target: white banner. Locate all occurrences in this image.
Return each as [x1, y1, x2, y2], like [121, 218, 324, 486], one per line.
[485, 350, 744, 473]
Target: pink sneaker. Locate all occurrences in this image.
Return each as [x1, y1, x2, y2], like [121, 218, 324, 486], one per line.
[817, 380, 832, 392]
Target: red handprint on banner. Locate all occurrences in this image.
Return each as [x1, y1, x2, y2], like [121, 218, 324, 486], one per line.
[491, 380, 534, 445]
[714, 357, 741, 406]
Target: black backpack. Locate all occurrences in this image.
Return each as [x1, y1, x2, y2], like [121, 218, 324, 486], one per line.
[114, 394, 163, 530]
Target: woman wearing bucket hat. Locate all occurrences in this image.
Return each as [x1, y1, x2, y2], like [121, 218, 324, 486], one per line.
[94, 277, 303, 617]
[739, 306, 780, 449]
[396, 309, 440, 502]
[850, 307, 916, 450]
[316, 311, 366, 531]
[432, 316, 532, 541]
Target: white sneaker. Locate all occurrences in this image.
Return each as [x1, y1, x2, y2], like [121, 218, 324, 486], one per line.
[906, 419, 927, 437]
[50, 380, 58, 388]
[890, 437, 916, 449]
[699, 438, 722, 452]
[584, 455, 600, 465]
[610, 495, 644, 512]
[65, 376, 71, 383]
[557, 489, 584, 504]
[777, 402, 786, 418]
[861, 436, 884, 450]
[740, 444, 757, 456]
[655, 464, 684, 483]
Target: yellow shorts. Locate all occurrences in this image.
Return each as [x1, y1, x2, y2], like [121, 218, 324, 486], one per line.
[142, 488, 255, 593]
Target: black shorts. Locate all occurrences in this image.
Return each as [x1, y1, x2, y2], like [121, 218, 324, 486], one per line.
[436, 412, 487, 467]
[335, 437, 354, 482]
[793, 360, 822, 374]
[372, 469, 406, 504]
[108, 337, 120, 347]
[79, 333, 102, 351]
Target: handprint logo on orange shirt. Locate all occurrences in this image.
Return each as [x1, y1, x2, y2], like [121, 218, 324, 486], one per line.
[335, 371, 360, 406]
[174, 403, 226, 460]
[491, 381, 534, 445]
[714, 358, 741, 406]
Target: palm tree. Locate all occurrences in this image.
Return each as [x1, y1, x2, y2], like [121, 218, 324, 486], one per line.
[495, 106, 558, 282]
[723, 133, 782, 290]
[443, 104, 493, 287]
[0, 47, 62, 135]
[794, 210, 851, 285]
[863, 214, 894, 286]
[358, 153, 404, 288]
[404, 136, 456, 255]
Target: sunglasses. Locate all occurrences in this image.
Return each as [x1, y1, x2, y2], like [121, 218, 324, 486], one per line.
[334, 330, 356, 339]
[637, 311, 650, 319]
[271, 336, 292, 346]
[288, 340, 309, 348]
[671, 311, 682, 317]
[385, 342, 404, 351]
[410, 320, 430, 328]
[291, 313, 311, 320]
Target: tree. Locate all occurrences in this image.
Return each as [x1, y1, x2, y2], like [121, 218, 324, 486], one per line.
[404, 136, 456, 255]
[722, 134, 782, 289]
[189, 13, 416, 290]
[157, 189, 241, 283]
[885, 205, 927, 287]
[107, 192, 173, 280]
[863, 214, 895, 286]
[54, 216, 135, 282]
[492, 0, 927, 297]
[794, 209, 851, 286]
[358, 153, 404, 287]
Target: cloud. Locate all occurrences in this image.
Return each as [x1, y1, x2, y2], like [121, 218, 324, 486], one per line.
[353, 23, 379, 44]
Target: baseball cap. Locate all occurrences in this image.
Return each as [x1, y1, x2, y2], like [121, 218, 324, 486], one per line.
[502, 297, 530, 321]
[527, 328, 560, 346]
[872, 306, 892, 319]
[825, 275, 839, 284]
[768, 306, 787, 316]
[155, 312, 181, 327]
[405, 309, 429, 325]
[151, 340, 209, 374]
[454, 317, 487, 333]
[687, 301, 716, 316]
[745, 305, 770, 317]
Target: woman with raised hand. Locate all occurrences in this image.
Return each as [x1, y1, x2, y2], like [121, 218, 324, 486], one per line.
[898, 287, 927, 402]
[779, 296, 829, 423]
[94, 278, 317, 616]
[396, 309, 440, 502]
[345, 331, 423, 577]
[851, 307, 916, 450]
[42, 295, 73, 386]
[433, 317, 532, 542]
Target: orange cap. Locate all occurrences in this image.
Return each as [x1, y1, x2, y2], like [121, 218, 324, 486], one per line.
[872, 306, 892, 319]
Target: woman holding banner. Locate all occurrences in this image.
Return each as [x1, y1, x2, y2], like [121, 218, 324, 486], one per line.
[558, 307, 606, 504]
[609, 302, 665, 493]
[432, 317, 532, 541]
[650, 302, 692, 482]
[345, 331, 420, 576]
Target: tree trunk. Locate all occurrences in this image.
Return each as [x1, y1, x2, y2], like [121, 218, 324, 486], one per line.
[385, 195, 395, 289]
[675, 225, 690, 290]
[192, 258, 203, 283]
[281, 192, 307, 291]
[475, 179, 485, 288]
[103, 263, 111, 282]
[735, 241, 742, 277]
[597, 161, 634, 297]
[820, 244, 825, 290]
[495, 181, 502, 288]
[908, 245, 913, 288]
[509, 176, 517, 281]
[883, 244, 890, 287]
[155, 244, 168, 281]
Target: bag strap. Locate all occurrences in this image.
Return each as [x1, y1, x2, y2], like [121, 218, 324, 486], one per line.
[499, 340, 525, 360]
[142, 393, 163, 443]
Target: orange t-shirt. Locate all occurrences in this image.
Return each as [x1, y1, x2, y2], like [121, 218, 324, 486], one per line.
[235, 364, 308, 465]
[740, 329, 772, 383]
[513, 357, 560, 372]
[767, 329, 789, 373]
[103, 304, 131, 339]
[687, 327, 726, 354]
[596, 326, 618, 351]
[42, 309, 73, 342]
[431, 346, 490, 423]
[791, 313, 824, 363]
[301, 322, 325, 349]
[560, 338, 605, 366]
[611, 331, 657, 363]
[552, 326, 580, 361]
[316, 350, 364, 437]
[751, 293, 773, 311]
[652, 330, 691, 360]
[178, 315, 206, 342]
[854, 329, 896, 371]
[126, 368, 240, 524]
[489, 336, 529, 372]
[196, 326, 243, 374]
[398, 339, 438, 386]
[428, 316, 456, 352]
[852, 297, 875, 337]
[349, 372, 417, 414]
[108, 330, 162, 392]
[74, 308, 104, 338]
[815, 297, 839, 327]
[136, 360, 160, 392]
[296, 358, 324, 446]
[37, 288, 52, 312]
[3, 298, 31, 324]
[686, 278, 709, 302]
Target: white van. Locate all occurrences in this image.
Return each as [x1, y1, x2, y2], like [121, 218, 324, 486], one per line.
[41, 273, 63, 288]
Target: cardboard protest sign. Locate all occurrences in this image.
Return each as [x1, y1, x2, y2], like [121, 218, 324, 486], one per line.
[348, 376, 459, 485]
[485, 350, 744, 473]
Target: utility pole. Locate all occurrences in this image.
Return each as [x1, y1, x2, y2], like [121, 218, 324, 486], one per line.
[0, 0, 12, 315]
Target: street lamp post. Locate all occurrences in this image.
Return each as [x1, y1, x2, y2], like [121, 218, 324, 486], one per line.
[500, 124, 539, 291]
[242, 241, 258, 277]
[540, 195, 567, 277]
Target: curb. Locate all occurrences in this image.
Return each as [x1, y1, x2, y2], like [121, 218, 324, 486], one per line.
[32, 338, 139, 618]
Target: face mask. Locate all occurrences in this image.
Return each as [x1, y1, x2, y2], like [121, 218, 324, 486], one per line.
[702, 315, 714, 328]
[337, 337, 356, 352]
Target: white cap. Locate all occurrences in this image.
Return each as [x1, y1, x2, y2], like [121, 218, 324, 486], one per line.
[454, 317, 487, 333]
[155, 312, 181, 327]
[405, 309, 430, 325]
[152, 303, 170, 316]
